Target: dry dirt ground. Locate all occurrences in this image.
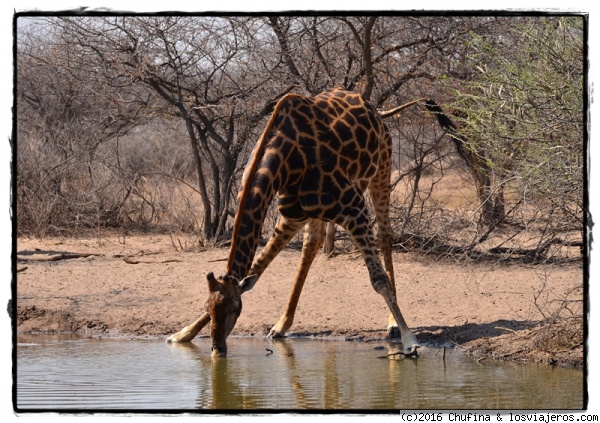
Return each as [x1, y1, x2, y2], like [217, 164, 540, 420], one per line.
[15, 233, 584, 367]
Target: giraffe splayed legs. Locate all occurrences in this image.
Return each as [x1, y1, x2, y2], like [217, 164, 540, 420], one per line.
[167, 87, 419, 357]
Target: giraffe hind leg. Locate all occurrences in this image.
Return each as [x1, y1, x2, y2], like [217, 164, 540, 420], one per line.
[369, 177, 400, 338]
[335, 185, 418, 350]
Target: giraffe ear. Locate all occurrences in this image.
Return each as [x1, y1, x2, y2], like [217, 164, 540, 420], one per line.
[206, 272, 221, 293]
[239, 274, 258, 293]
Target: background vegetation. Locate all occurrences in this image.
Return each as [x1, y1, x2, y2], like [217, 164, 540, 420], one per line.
[16, 15, 585, 265]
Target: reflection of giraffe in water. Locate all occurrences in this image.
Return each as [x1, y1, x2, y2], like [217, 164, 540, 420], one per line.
[167, 87, 419, 357]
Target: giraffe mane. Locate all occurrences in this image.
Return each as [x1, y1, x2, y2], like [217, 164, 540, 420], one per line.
[226, 93, 298, 277]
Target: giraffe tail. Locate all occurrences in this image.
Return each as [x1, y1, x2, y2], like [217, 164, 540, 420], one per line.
[378, 98, 427, 119]
[423, 99, 457, 132]
[423, 100, 481, 170]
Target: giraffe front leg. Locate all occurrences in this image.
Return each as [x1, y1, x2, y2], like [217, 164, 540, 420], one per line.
[166, 312, 211, 343]
[250, 216, 305, 278]
[247, 216, 308, 338]
[269, 219, 326, 338]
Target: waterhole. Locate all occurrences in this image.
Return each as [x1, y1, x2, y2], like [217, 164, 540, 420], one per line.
[16, 334, 584, 411]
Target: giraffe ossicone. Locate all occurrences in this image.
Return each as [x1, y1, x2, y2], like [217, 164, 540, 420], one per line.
[167, 87, 420, 357]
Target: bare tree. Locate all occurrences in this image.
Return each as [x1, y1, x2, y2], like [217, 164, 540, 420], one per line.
[42, 16, 297, 239]
[17, 19, 152, 235]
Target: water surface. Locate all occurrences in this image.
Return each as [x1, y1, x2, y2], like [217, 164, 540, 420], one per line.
[16, 334, 584, 411]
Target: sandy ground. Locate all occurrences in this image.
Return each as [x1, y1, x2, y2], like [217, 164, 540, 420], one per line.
[15, 233, 584, 366]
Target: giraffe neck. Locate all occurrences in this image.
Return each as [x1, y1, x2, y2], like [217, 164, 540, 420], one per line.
[225, 164, 281, 281]
[225, 94, 297, 281]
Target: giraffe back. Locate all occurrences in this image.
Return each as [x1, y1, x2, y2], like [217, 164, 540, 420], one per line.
[226, 87, 392, 279]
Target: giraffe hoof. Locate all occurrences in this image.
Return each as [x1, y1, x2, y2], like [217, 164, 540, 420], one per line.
[166, 329, 194, 343]
[401, 333, 420, 351]
[267, 330, 283, 339]
[387, 325, 401, 339]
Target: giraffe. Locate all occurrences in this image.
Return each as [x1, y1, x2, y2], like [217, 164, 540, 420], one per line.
[167, 87, 419, 357]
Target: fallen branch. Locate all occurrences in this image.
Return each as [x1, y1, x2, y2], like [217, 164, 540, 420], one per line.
[207, 257, 228, 263]
[123, 257, 182, 265]
[495, 326, 518, 334]
[377, 345, 421, 359]
[393, 232, 578, 264]
[17, 253, 99, 262]
[113, 250, 164, 258]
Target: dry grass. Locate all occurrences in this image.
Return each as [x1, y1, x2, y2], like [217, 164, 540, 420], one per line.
[391, 170, 478, 210]
[386, 167, 583, 264]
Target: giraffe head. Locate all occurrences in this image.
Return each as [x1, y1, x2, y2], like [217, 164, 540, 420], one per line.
[205, 272, 257, 358]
